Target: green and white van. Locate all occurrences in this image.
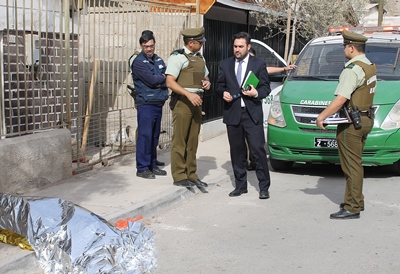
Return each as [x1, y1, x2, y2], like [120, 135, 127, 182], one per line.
[267, 26, 400, 174]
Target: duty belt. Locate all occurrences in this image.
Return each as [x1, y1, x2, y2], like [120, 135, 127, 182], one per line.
[178, 90, 204, 100]
[360, 108, 375, 119]
[193, 91, 204, 98]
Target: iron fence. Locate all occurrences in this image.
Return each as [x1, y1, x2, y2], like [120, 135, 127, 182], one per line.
[1, 0, 192, 172]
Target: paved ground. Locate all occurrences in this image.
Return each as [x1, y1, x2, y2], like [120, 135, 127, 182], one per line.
[146, 163, 400, 273]
[1, 132, 399, 273]
[0, 133, 233, 273]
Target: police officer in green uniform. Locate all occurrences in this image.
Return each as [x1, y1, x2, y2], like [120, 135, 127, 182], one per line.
[165, 27, 211, 188]
[316, 30, 377, 219]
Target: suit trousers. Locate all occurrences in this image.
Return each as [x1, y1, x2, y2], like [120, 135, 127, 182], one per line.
[136, 104, 162, 172]
[245, 136, 256, 167]
[336, 116, 373, 213]
[227, 107, 271, 192]
[170, 95, 202, 182]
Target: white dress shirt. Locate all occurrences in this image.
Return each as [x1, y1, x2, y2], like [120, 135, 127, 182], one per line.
[236, 54, 250, 107]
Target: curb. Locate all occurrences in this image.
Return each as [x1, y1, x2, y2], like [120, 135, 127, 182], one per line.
[106, 173, 233, 223]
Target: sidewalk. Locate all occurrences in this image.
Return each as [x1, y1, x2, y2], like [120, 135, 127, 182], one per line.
[0, 132, 234, 273]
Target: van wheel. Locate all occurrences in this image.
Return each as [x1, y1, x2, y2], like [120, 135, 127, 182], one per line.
[270, 158, 294, 171]
[394, 160, 400, 176]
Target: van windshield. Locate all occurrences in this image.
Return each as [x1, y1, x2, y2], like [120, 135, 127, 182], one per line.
[290, 41, 400, 81]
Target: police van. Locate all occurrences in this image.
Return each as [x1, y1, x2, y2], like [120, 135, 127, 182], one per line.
[267, 26, 400, 174]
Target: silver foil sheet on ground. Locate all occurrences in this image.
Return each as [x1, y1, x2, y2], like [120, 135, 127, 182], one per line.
[0, 193, 157, 273]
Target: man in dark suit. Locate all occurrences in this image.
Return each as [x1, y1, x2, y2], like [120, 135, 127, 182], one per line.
[216, 31, 272, 199]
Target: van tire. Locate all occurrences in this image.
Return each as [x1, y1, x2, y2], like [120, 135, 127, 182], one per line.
[270, 158, 294, 171]
[394, 160, 400, 176]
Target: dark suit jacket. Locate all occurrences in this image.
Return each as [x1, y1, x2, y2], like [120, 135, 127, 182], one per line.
[216, 55, 271, 126]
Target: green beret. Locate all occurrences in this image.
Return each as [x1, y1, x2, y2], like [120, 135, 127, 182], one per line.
[342, 30, 368, 44]
[181, 27, 206, 42]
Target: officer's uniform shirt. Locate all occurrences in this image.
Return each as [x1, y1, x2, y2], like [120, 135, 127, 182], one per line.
[165, 46, 209, 93]
[334, 54, 372, 99]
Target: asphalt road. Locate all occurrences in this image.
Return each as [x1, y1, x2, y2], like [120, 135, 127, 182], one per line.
[144, 163, 400, 274]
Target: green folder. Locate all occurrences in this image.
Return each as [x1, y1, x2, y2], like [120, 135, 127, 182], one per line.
[242, 71, 260, 90]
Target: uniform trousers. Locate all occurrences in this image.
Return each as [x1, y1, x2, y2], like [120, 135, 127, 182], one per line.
[171, 95, 202, 182]
[136, 104, 162, 172]
[336, 116, 373, 213]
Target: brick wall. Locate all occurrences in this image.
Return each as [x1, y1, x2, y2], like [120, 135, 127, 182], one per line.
[2, 30, 79, 136]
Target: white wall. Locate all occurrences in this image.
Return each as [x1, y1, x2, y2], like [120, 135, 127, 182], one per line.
[0, 0, 74, 33]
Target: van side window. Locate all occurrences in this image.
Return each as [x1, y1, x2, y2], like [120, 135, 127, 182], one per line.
[366, 44, 400, 78]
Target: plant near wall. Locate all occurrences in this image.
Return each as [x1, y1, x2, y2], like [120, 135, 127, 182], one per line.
[251, 0, 369, 64]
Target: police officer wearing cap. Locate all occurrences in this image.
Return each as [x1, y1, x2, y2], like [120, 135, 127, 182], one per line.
[316, 30, 377, 219]
[165, 27, 211, 188]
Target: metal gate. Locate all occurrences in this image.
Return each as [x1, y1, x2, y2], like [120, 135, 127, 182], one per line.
[0, 0, 193, 173]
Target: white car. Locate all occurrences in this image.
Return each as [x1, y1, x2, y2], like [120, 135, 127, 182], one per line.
[250, 39, 288, 134]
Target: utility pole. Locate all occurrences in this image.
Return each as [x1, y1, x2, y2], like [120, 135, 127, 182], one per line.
[378, 0, 384, 26]
[196, 0, 200, 27]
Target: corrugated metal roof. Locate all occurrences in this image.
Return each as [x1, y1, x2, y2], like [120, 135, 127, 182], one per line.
[365, 3, 379, 10]
[216, 0, 261, 11]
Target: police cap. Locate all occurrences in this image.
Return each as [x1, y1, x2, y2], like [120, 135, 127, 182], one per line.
[342, 30, 368, 45]
[181, 27, 206, 42]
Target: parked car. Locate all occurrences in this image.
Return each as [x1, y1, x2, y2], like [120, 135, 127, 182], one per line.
[267, 26, 400, 174]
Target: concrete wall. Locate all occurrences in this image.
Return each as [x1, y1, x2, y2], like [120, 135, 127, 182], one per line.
[0, 129, 72, 194]
[200, 119, 226, 142]
[0, 0, 71, 33]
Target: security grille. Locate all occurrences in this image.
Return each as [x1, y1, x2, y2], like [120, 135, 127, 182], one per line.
[1, 0, 192, 173]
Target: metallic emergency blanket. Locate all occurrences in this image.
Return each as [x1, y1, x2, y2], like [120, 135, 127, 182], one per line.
[0, 228, 33, 250]
[0, 193, 156, 273]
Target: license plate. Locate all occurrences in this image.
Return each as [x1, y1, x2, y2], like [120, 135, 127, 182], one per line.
[314, 137, 337, 148]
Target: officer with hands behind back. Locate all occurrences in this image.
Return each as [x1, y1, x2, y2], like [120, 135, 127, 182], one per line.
[316, 30, 377, 219]
[129, 30, 165, 167]
[131, 31, 169, 179]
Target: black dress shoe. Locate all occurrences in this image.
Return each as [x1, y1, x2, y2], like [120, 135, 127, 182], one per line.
[246, 164, 256, 171]
[173, 179, 194, 187]
[330, 209, 360, 219]
[156, 160, 165, 166]
[229, 189, 248, 197]
[340, 203, 364, 211]
[259, 191, 270, 199]
[151, 167, 167, 176]
[190, 179, 208, 188]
